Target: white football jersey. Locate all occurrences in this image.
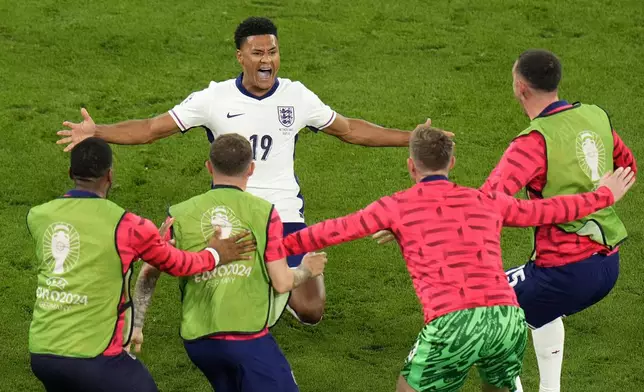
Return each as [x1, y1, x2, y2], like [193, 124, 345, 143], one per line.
[169, 75, 336, 223]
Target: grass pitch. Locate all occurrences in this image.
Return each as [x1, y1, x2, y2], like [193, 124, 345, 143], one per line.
[1, 0, 643, 391]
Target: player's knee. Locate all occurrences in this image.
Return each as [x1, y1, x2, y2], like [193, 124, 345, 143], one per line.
[297, 301, 325, 325]
[289, 294, 325, 325]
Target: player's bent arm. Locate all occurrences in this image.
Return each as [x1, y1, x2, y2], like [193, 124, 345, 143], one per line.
[130, 216, 218, 276]
[494, 187, 615, 228]
[480, 132, 546, 196]
[322, 114, 410, 147]
[96, 113, 180, 145]
[132, 263, 162, 329]
[266, 258, 312, 294]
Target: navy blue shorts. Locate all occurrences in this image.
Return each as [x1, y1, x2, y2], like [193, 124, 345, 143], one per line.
[30, 351, 157, 392]
[184, 334, 298, 392]
[284, 222, 307, 268]
[506, 252, 620, 329]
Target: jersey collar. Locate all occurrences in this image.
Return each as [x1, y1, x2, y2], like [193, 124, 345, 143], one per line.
[537, 100, 574, 118]
[420, 175, 449, 183]
[212, 184, 243, 192]
[235, 73, 280, 101]
[63, 189, 101, 198]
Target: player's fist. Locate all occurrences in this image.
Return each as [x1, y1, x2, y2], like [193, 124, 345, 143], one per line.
[598, 166, 636, 202]
[372, 230, 395, 245]
[57, 108, 97, 152]
[302, 252, 327, 277]
[127, 327, 144, 354]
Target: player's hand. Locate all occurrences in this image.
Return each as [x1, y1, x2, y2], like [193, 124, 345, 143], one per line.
[301, 252, 327, 277]
[207, 227, 256, 265]
[598, 167, 636, 202]
[126, 327, 144, 354]
[57, 108, 97, 152]
[412, 118, 433, 133]
[158, 218, 176, 246]
[372, 230, 395, 245]
[412, 118, 454, 138]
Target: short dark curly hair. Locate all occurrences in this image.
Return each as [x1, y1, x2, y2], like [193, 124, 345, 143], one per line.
[234, 17, 278, 49]
[70, 137, 112, 181]
[516, 49, 562, 92]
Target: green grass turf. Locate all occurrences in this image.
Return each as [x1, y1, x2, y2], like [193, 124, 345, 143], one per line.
[2, 0, 644, 391]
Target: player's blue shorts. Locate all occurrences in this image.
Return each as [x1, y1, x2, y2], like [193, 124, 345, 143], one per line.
[284, 222, 307, 268]
[184, 334, 299, 392]
[506, 252, 619, 329]
[30, 351, 158, 392]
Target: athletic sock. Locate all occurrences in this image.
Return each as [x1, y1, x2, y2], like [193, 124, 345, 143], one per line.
[532, 317, 565, 392]
[513, 376, 523, 392]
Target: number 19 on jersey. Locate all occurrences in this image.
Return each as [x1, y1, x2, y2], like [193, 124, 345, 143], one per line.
[250, 134, 273, 161]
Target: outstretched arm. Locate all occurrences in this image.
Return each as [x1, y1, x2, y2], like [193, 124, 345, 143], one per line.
[283, 197, 396, 255]
[494, 188, 614, 228]
[321, 114, 411, 147]
[57, 109, 179, 151]
[94, 114, 179, 145]
[57, 87, 212, 151]
[494, 167, 635, 227]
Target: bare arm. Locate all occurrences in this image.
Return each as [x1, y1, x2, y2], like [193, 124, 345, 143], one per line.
[132, 264, 162, 329]
[321, 114, 411, 147]
[58, 109, 180, 151]
[95, 113, 179, 144]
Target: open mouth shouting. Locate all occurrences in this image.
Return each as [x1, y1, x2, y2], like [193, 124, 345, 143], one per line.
[257, 65, 273, 82]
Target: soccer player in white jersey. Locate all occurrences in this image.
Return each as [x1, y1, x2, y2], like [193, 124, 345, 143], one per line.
[57, 16, 425, 327]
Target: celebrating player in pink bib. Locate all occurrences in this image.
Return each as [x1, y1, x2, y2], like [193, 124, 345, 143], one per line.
[280, 127, 634, 392]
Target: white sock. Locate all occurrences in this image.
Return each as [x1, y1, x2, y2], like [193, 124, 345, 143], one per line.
[514, 376, 523, 392]
[532, 317, 565, 392]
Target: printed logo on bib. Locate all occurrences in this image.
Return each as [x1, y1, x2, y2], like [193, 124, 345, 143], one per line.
[36, 276, 88, 311]
[197, 206, 252, 285]
[576, 131, 606, 187]
[201, 206, 243, 241]
[42, 223, 80, 274]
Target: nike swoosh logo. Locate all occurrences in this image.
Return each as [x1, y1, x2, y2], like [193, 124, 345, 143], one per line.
[227, 113, 244, 118]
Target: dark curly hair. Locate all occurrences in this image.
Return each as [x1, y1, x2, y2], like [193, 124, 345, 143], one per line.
[70, 137, 112, 181]
[234, 17, 278, 49]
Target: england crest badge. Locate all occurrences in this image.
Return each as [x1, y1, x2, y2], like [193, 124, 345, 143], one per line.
[277, 106, 295, 127]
